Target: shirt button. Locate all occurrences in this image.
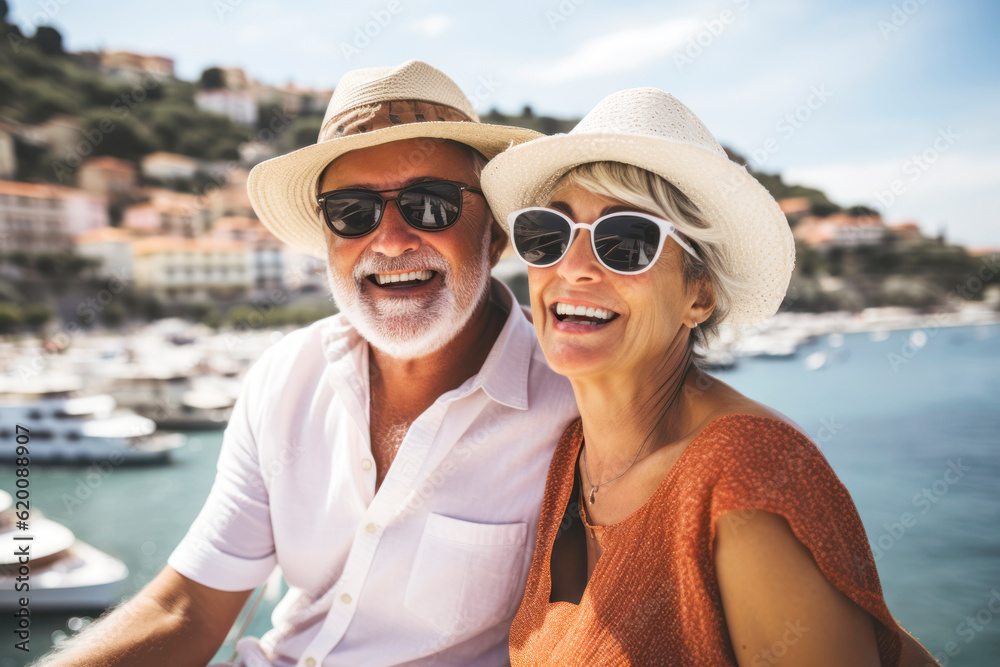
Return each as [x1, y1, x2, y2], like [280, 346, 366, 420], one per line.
[361, 459, 372, 470]
[305, 658, 316, 667]
[341, 592, 352, 604]
[365, 522, 377, 534]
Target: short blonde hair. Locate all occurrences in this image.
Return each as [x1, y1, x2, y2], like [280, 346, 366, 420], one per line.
[548, 161, 746, 345]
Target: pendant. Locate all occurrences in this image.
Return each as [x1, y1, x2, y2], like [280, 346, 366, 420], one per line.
[589, 486, 597, 504]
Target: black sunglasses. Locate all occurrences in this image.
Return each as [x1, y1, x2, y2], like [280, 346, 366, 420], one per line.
[316, 180, 484, 239]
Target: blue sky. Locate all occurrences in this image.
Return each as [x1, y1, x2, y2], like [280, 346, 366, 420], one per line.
[10, 0, 999, 247]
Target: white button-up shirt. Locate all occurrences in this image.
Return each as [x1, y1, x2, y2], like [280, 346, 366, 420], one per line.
[167, 279, 578, 666]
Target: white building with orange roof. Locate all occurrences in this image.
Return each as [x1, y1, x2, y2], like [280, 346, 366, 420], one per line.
[62, 188, 109, 236]
[248, 78, 333, 118]
[75, 226, 137, 279]
[195, 89, 258, 126]
[98, 50, 175, 79]
[210, 216, 286, 291]
[204, 167, 254, 218]
[132, 236, 252, 301]
[887, 221, 925, 248]
[123, 189, 209, 237]
[141, 152, 200, 183]
[78, 156, 137, 201]
[778, 197, 812, 218]
[0, 180, 108, 253]
[793, 211, 886, 250]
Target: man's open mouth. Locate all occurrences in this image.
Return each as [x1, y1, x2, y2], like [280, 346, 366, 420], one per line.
[367, 270, 436, 288]
[551, 301, 620, 326]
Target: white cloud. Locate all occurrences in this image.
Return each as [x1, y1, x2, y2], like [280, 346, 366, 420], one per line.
[521, 17, 702, 84]
[406, 14, 456, 37]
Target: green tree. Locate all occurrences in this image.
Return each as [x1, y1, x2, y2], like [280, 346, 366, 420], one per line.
[31, 25, 64, 56]
[22, 304, 52, 331]
[0, 303, 22, 334]
[275, 115, 322, 152]
[81, 109, 159, 160]
[199, 67, 224, 90]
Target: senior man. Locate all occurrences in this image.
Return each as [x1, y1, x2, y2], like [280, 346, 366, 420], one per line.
[35, 61, 577, 667]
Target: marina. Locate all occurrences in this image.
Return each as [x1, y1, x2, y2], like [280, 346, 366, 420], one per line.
[0, 313, 998, 665]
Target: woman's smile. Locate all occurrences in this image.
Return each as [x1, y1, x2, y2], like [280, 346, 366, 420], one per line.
[548, 298, 621, 333]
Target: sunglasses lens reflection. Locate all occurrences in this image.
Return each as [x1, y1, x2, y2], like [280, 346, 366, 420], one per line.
[512, 210, 573, 266]
[397, 182, 465, 230]
[323, 193, 384, 237]
[594, 215, 660, 272]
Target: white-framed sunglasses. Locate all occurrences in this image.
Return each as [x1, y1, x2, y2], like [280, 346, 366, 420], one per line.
[507, 207, 701, 275]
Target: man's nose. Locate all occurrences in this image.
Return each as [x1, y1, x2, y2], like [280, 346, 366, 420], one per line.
[367, 201, 421, 256]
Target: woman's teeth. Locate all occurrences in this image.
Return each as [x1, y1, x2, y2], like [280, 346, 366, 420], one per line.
[374, 270, 433, 285]
[554, 302, 616, 323]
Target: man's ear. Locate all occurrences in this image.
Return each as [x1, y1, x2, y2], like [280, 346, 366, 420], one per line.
[488, 218, 508, 267]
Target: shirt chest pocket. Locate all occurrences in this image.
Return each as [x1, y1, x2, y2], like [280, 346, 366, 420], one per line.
[404, 512, 528, 641]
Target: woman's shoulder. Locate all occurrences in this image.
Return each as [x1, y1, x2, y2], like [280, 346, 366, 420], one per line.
[688, 398, 816, 458]
[675, 399, 839, 501]
[684, 372, 814, 450]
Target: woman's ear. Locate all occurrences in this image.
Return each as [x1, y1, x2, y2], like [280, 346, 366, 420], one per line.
[686, 278, 716, 329]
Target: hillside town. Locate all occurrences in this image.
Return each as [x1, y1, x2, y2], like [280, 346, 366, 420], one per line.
[0, 11, 997, 339]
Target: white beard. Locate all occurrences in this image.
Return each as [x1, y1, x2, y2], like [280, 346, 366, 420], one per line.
[326, 234, 492, 359]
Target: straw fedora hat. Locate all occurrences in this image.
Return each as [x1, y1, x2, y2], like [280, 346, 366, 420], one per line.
[247, 60, 543, 259]
[480, 87, 795, 326]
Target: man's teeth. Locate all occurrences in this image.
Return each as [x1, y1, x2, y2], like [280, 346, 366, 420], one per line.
[554, 302, 615, 320]
[374, 270, 433, 285]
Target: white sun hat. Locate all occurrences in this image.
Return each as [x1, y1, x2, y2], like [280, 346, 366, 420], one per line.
[480, 87, 795, 326]
[247, 60, 543, 259]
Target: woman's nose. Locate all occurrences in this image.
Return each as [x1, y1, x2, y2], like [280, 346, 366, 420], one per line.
[555, 229, 603, 284]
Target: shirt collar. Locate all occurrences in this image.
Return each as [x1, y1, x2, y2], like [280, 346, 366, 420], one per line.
[319, 277, 534, 411]
[471, 278, 533, 411]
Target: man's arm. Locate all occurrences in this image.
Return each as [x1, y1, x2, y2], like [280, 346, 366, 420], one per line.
[31, 565, 254, 667]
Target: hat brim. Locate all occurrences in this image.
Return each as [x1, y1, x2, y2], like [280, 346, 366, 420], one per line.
[248, 122, 543, 259]
[480, 133, 795, 326]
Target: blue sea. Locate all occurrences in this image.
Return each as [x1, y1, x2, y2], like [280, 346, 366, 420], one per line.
[3, 323, 999, 666]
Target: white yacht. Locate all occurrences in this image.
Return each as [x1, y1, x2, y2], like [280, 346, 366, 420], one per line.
[0, 375, 185, 464]
[98, 365, 237, 431]
[0, 489, 129, 610]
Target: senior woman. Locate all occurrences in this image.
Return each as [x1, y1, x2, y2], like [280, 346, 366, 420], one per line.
[480, 88, 937, 666]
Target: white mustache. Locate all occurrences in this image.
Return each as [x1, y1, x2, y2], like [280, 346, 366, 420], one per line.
[352, 248, 451, 284]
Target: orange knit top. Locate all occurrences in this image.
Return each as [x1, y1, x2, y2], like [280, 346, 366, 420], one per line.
[510, 414, 930, 666]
